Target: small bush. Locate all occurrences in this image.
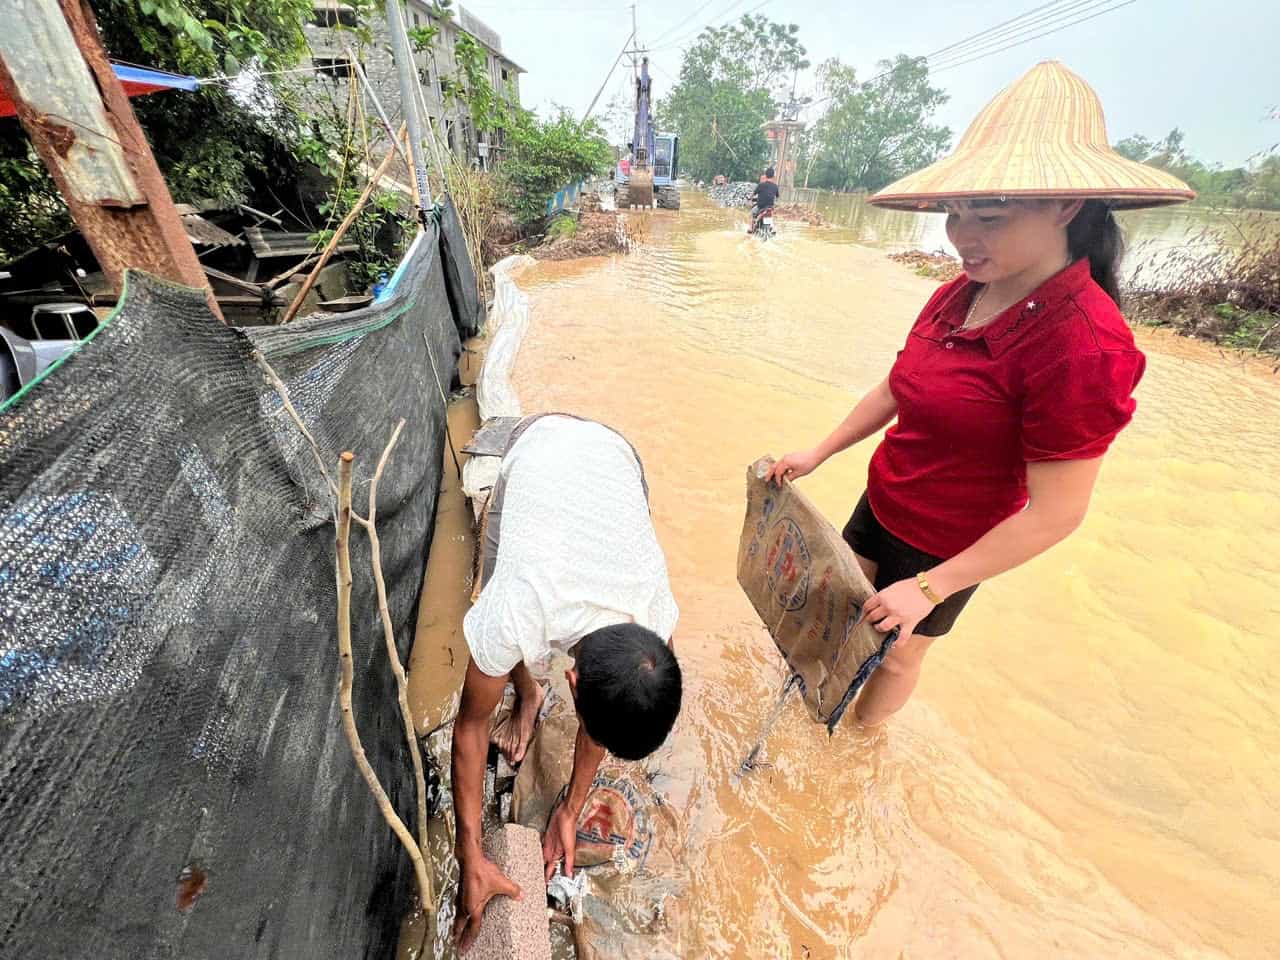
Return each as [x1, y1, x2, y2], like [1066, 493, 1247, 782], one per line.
[546, 216, 578, 241]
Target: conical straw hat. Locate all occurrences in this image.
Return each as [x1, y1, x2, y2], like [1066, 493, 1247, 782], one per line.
[870, 61, 1195, 211]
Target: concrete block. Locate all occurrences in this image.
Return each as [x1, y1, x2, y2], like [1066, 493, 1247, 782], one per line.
[469, 823, 552, 960]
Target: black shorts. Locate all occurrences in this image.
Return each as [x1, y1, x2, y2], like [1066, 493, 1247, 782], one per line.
[841, 493, 977, 638]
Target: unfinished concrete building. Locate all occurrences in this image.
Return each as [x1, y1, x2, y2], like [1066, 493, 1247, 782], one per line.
[304, 2, 524, 170]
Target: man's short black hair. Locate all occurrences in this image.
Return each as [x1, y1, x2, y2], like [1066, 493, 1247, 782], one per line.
[765, 166, 775, 178]
[574, 623, 681, 761]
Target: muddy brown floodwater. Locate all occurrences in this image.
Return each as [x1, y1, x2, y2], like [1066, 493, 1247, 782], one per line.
[498, 193, 1279, 958]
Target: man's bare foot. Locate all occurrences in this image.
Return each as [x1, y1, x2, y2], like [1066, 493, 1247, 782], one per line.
[492, 680, 546, 765]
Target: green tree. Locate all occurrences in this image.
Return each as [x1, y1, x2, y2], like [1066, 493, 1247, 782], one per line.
[1111, 128, 1280, 209]
[656, 14, 808, 181]
[499, 109, 612, 223]
[807, 55, 950, 192]
[1113, 134, 1155, 162]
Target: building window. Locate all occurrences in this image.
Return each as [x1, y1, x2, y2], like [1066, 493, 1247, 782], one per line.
[413, 12, 420, 26]
[313, 56, 352, 80]
[312, 4, 357, 28]
[501, 68, 509, 82]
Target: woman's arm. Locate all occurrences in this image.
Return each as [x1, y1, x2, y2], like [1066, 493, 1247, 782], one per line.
[930, 457, 1102, 597]
[814, 376, 898, 461]
[767, 376, 897, 484]
[863, 457, 1104, 635]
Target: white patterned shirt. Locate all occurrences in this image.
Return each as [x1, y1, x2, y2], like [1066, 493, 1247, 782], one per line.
[465, 416, 679, 677]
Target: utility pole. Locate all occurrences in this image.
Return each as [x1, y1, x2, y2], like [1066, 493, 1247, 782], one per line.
[384, 0, 433, 219]
[0, 0, 222, 321]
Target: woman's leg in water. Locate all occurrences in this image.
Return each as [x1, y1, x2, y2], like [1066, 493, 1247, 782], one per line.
[853, 631, 935, 726]
[850, 552, 934, 726]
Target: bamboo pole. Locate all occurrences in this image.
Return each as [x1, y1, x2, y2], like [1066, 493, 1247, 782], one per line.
[281, 123, 407, 323]
[335, 452, 433, 907]
[349, 421, 435, 914]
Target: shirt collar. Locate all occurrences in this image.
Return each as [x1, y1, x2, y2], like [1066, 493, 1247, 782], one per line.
[932, 259, 1092, 357]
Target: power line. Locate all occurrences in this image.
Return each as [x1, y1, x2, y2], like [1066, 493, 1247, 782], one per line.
[929, 0, 1139, 74]
[925, 0, 1074, 63]
[926, 0, 1124, 70]
[795, 0, 1137, 122]
[857, 0, 1138, 90]
[648, 0, 771, 53]
[650, 0, 723, 47]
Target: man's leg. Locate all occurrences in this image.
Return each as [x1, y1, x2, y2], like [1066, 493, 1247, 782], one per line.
[491, 661, 546, 765]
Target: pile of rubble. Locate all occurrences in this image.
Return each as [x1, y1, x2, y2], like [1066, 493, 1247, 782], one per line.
[773, 203, 827, 226]
[532, 208, 635, 261]
[707, 181, 756, 207]
[888, 249, 963, 282]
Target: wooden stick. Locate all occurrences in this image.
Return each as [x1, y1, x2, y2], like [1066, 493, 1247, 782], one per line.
[282, 122, 407, 323]
[252, 350, 338, 502]
[264, 253, 322, 290]
[336, 452, 434, 908]
[350, 420, 434, 913]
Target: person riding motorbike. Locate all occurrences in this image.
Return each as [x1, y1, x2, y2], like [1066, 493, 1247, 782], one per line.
[749, 167, 780, 234]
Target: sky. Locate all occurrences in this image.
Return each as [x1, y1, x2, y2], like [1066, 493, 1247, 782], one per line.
[461, 0, 1280, 168]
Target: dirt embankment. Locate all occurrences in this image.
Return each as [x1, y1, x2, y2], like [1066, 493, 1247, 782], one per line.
[888, 249, 963, 281]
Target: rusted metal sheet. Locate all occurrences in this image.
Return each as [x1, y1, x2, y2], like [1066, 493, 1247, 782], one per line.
[0, 0, 142, 206]
[0, 0, 222, 320]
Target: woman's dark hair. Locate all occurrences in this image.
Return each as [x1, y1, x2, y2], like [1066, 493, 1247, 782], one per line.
[574, 623, 681, 760]
[1068, 199, 1125, 305]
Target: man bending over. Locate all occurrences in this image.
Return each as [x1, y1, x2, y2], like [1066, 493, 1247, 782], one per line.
[450, 414, 682, 951]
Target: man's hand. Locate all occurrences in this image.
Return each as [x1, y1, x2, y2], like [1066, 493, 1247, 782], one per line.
[542, 797, 579, 882]
[451, 854, 523, 953]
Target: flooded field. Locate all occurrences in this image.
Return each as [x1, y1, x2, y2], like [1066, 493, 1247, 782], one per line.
[499, 193, 1279, 959]
[805, 186, 1280, 287]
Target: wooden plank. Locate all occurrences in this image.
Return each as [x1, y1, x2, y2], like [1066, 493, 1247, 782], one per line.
[0, 0, 222, 321]
[202, 265, 268, 296]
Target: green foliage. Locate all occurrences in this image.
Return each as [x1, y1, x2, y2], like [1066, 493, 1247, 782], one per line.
[804, 56, 950, 192]
[309, 185, 413, 292]
[546, 215, 578, 240]
[450, 32, 506, 133]
[1114, 130, 1280, 210]
[656, 14, 808, 181]
[499, 109, 612, 224]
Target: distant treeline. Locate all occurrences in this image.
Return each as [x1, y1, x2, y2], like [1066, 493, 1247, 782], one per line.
[1114, 129, 1280, 211]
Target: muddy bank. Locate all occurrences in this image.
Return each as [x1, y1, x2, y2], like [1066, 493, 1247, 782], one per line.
[531, 208, 634, 262]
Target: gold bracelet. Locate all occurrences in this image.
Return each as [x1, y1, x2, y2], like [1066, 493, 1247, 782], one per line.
[915, 572, 943, 605]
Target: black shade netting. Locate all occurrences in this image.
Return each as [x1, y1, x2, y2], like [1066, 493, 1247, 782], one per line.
[0, 212, 470, 958]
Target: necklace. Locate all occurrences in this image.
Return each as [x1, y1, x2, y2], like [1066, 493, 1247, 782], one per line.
[960, 258, 1073, 332]
[960, 285, 994, 331]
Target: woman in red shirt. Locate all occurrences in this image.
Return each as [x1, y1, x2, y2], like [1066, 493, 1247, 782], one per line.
[768, 61, 1194, 725]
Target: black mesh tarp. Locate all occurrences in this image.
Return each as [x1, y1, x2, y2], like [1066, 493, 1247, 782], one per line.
[0, 206, 475, 958]
[438, 197, 485, 339]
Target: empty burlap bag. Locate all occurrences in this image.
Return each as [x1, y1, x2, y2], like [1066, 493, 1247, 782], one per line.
[511, 670, 684, 959]
[737, 457, 897, 732]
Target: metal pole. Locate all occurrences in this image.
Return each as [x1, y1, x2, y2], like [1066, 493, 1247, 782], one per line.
[384, 0, 433, 214]
[0, 0, 223, 321]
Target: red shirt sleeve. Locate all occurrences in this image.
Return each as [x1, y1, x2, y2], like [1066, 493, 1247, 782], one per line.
[1021, 347, 1146, 461]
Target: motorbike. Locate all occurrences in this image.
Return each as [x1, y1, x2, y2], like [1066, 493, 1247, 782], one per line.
[749, 206, 776, 241]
